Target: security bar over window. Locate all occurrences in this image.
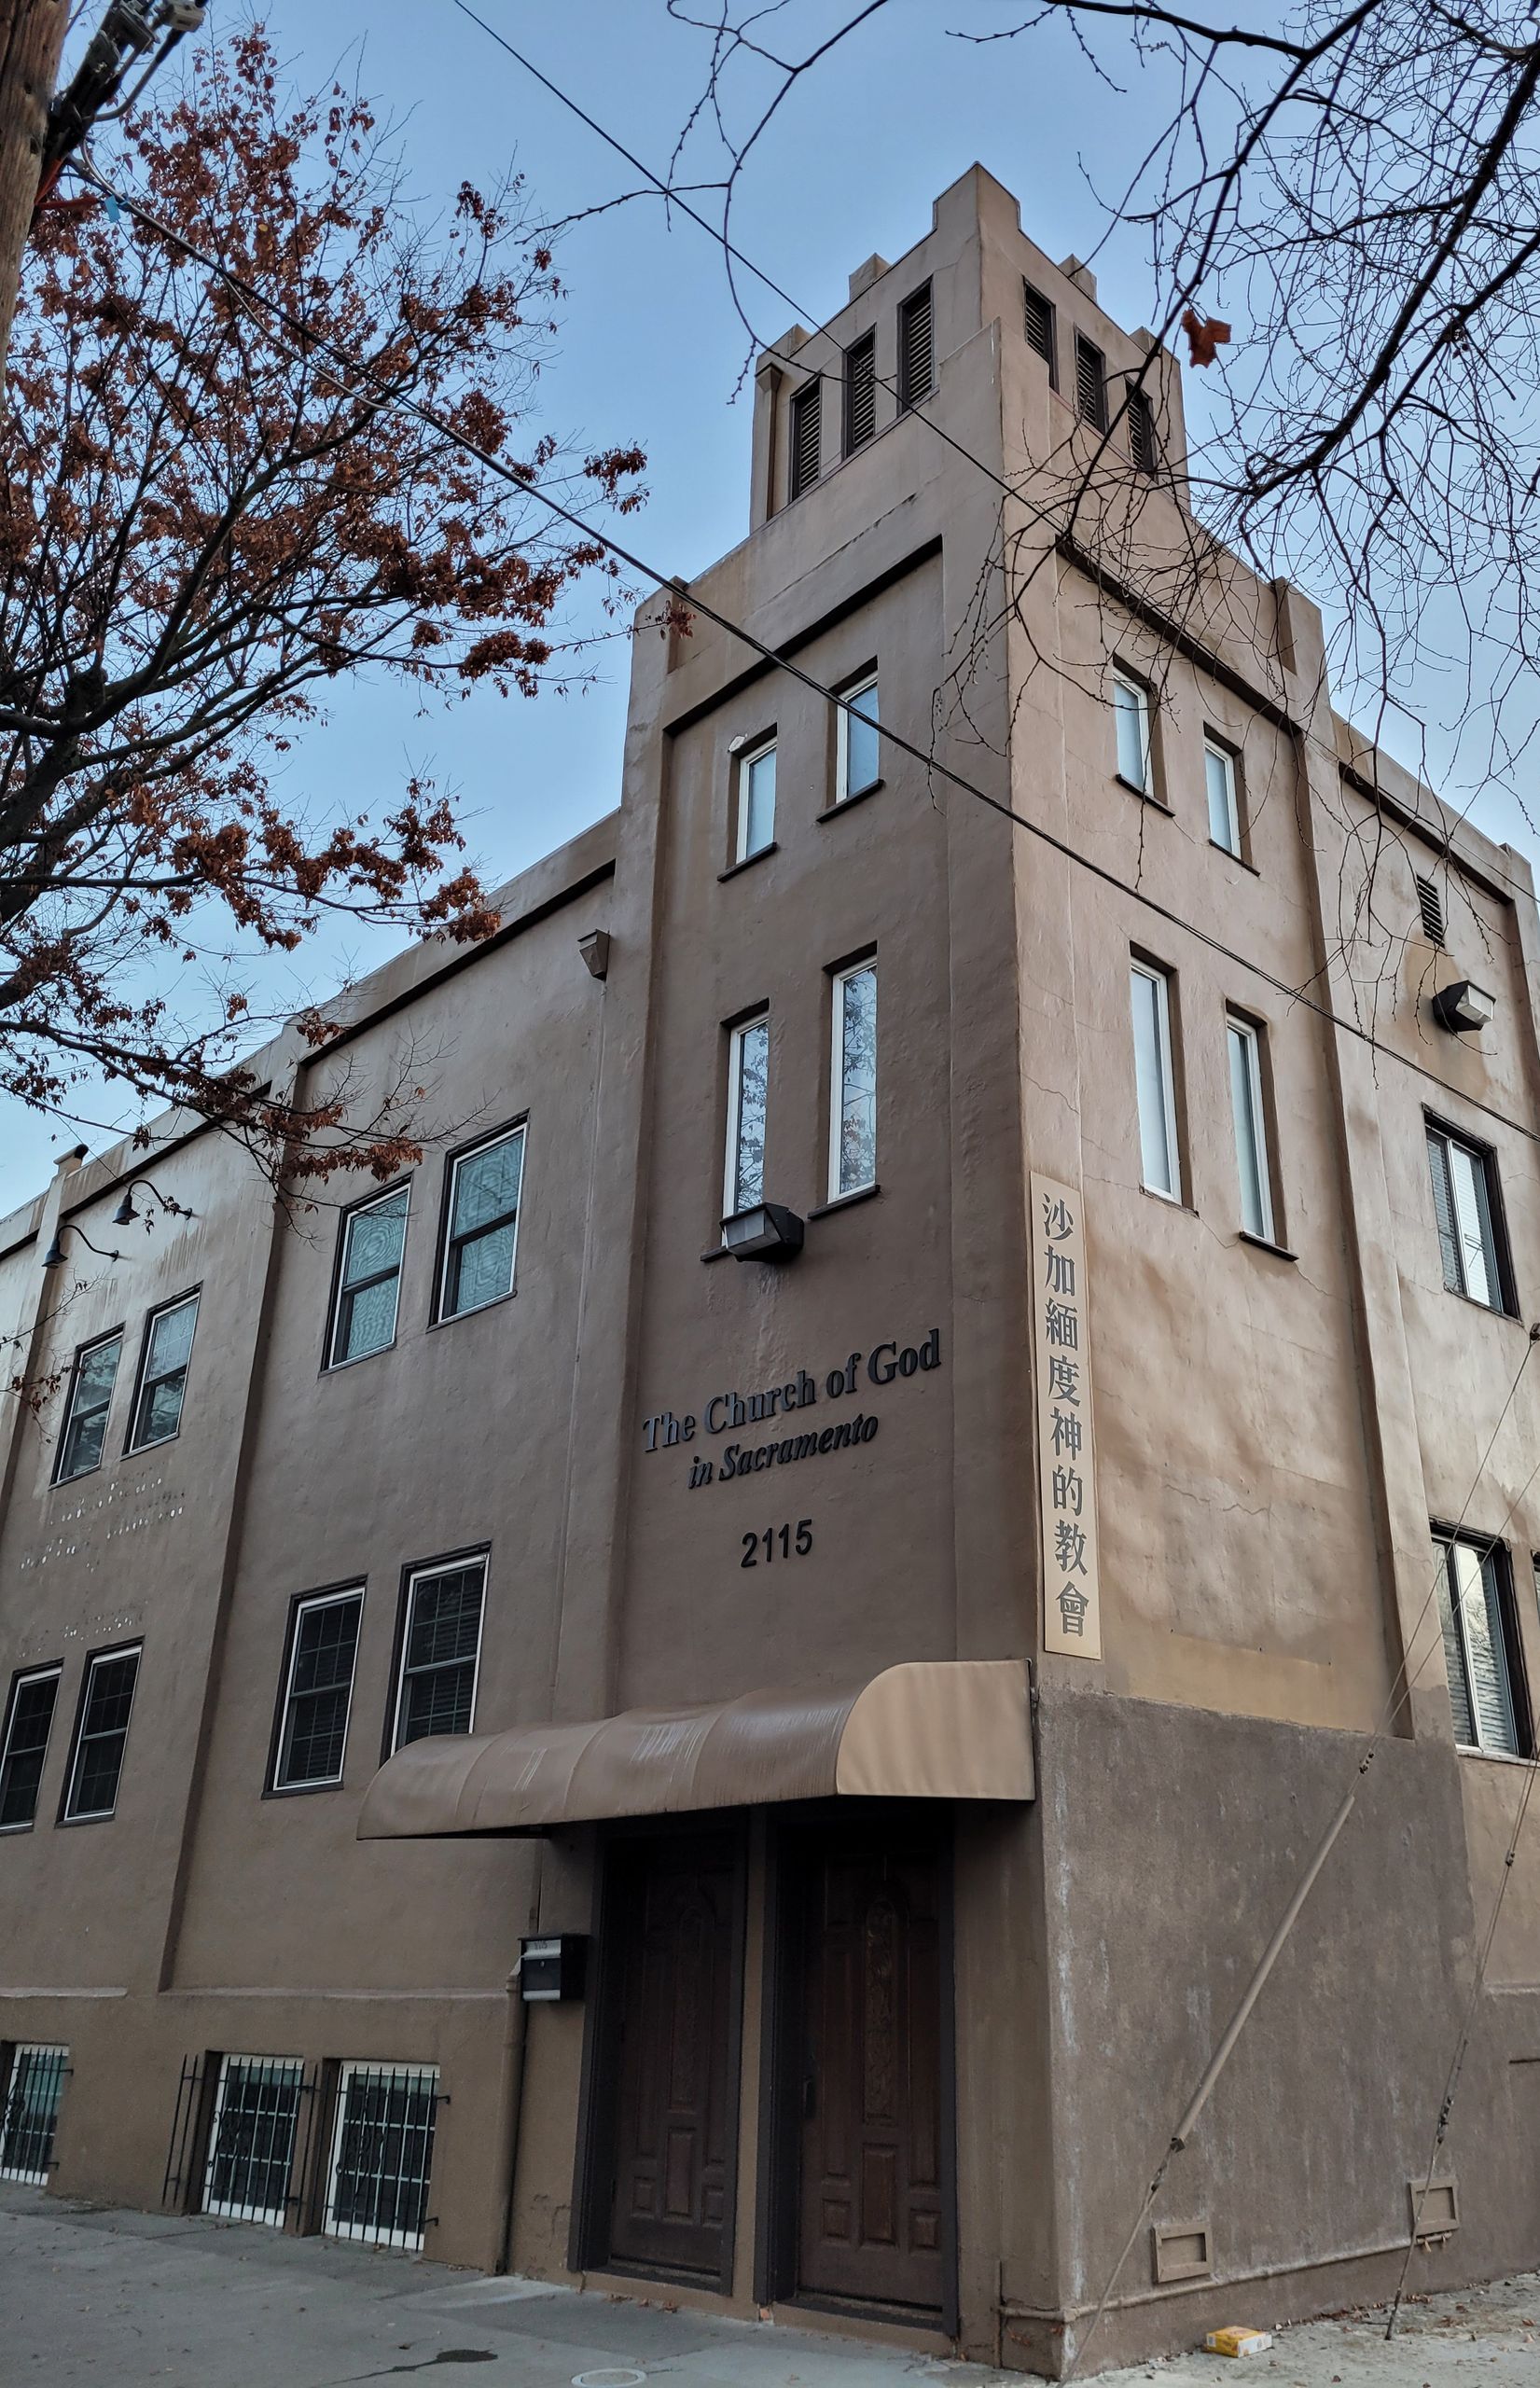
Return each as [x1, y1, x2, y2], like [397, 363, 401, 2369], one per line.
[724, 1017, 770, 1220]
[330, 1187, 409, 1367]
[128, 1290, 199, 1451]
[325, 2062, 440, 2251]
[0, 2044, 68, 2183]
[439, 1128, 524, 1321]
[55, 1330, 122, 1482]
[392, 1559, 486, 1751]
[829, 961, 878, 1201]
[0, 1665, 61, 1829]
[202, 2055, 306, 2225]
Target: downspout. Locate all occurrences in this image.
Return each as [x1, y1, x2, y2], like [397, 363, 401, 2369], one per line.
[494, 1844, 543, 2274]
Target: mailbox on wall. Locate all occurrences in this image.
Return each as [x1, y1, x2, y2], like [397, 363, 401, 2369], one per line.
[519, 1934, 588, 2002]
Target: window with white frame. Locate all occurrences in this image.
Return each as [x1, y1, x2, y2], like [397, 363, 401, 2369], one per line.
[55, 1330, 122, 1482]
[325, 2062, 440, 2250]
[438, 1128, 523, 1322]
[1433, 1534, 1528, 1756]
[1113, 672, 1152, 793]
[392, 1558, 486, 1752]
[329, 1186, 409, 1367]
[127, 1290, 199, 1451]
[202, 2055, 305, 2225]
[735, 736, 777, 863]
[1205, 739, 1242, 856]
[724, 1015, 770, 1220]
[1227, 1016, 1276, 1243]
[1426, 1122, 1510, 1312]
[836, 675, 881, 803]
[1130, 962, 1180, 1199]
[0, 1664, 61, 1830]
[62, 1644, 140, 1822]
[0, 2044, 68, 2184]
[272, 1589, 363, 1791]
[829, 960, 878, 1200]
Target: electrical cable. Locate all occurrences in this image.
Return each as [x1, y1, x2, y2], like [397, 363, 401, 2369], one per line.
[48, 154, 1540, 1160]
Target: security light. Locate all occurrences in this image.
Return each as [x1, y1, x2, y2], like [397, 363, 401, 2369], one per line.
[721, 1203, 805, 1262]
[1431, 980, 1497, 1034]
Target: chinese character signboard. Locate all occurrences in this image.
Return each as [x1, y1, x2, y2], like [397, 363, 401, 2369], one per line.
[1032, 1173, 1103, 1659]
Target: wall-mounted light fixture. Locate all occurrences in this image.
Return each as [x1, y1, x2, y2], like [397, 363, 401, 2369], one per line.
[577, 929, 611, 982]
[110, 1177, 189, 1228]
[721, 1202, 805, 1262]
[1431, 980, 1497, 1034]
[41, 1222, 119, 1270]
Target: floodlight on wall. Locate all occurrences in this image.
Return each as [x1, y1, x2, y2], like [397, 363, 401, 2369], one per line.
[42, 1222, 120, 1270]
[721, 1202, 805, 1262]
[577, 930, 611, 981]
[110, 1175, 188, 1228]
[1431, 980, 1497, 1034]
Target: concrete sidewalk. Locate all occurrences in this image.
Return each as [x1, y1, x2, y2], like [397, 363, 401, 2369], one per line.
[3, 2185, 1538, 2388]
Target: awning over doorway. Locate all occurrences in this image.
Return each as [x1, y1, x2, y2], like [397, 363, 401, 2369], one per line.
[356, 1659, 1033, 1840]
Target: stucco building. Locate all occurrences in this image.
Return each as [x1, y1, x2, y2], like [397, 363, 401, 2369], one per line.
[4, 167, 1540, 2374]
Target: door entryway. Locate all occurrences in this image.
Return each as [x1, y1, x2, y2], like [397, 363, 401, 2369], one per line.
[779, 1816, 950, 2317]
[592, 1826, 742, 2284]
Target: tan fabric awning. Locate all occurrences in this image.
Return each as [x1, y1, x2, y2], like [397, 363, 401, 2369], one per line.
[356, 1659, 1033, 1840]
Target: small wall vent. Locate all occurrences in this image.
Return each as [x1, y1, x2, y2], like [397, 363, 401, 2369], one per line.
[1416, 872, 1446, 947]
[1151, 2218, 1212, 2284]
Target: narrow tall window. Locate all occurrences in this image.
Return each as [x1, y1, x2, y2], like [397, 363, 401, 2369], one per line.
[324, 2062, 439, 2251]
[1205, 739, 1242, 856]
[1127, 388, 1158, 474]
[1228, 1016, 1276, 1243]
[62, 1645, 141, 1822]
[1130, 963, 1180, 1199]
[724, 1016, 770, 1221]
[789, 376, 822, 498]
[439, 1127, 524, 1322]
[0, 2045, 68, 2185]
[897, 283, 933, 410]
[829, 961, 879, 1200]
[1434, 1535, 1528, 1756]
[202, 2057, 305, 2225]
[329, 1186, 409, 1367]
[272, 1589, 363, 1792]
[127, 1290, 199, 1451]
[836, 674, 881, 803]
[844, 329, 877, 452]
[0, 1666, 61, 1830]
[1022, 281, 1057, 386]
[1075, 334, 1107, 430]
[392, 1558, 486, 1751]
[735, 735, 777, 863]
[1113, 672, 1152, 793]
[55, 1330, 122, 1482]
[1426, 1124, 1508, 1311]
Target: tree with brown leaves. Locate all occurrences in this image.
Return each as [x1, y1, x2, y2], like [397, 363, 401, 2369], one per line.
[1, 27, 644, 1182]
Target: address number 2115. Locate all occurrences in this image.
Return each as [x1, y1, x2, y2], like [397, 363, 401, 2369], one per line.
[742, 1520, 813, 1566]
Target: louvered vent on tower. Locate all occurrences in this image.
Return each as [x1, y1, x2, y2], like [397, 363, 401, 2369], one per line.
[844, 331, 877, 453]
[1416, 872, 1446, 946]
[897, 283, 933, 410]
[789, 377, 822, 499]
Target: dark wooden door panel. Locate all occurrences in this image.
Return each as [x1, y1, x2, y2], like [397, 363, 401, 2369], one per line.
[796, 1826, 947, 2312]
[606, 1831, 739, 2279]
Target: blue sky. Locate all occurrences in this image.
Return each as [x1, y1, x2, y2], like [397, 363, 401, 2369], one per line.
[3, 2, 1533, 1211]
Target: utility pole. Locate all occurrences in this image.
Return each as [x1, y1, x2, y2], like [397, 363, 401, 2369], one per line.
[0, 0, 68, 373]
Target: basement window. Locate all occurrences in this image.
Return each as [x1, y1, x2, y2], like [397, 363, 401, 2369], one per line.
[0, 2044, 68, 2184]
[324, 2062, 440, 2251]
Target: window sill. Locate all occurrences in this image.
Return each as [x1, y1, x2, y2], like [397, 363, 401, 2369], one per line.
[262, 1777, 345, 1801]
[718, 841, 779, 882]
[1116, 774, 1168, 809]
[321, 1340, 398, 1376]
[1210, 839, 1260, 875]
[817, 780, 884, 823]
[808, 1183, 881, 1219]
[1455, 1743, 1535, 1767]
[1441, 1286, 1524, 1326]
[1238, 1229, 1297, 1261]
[1140, 1182, 1190, 1210]
[122, 1425, 182, 1459]
[57, 1810, 117, 1828]
[427, 1288, 517, 1330]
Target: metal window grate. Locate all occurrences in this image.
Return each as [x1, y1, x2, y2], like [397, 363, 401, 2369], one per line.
[897, 284, 933, 410]
[1075, 335, 1107, 431]
[844, 330, 876, 452]
[1128, 389, 1158, 474]
[325, 2063, 441, 2251]
[1416, 872, 1446, 946]
[2, 2043, 69, 2182]
[1022, 281, 1056, 385]
[788, 377, 821, 498]
[203, 2055, 309, 2224]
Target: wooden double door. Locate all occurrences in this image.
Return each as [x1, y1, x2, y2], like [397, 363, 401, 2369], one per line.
[587, 1816, 950, 2318]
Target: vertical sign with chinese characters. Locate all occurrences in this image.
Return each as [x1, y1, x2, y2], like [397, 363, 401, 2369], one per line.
[1032, 1173, 1103, 1659]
